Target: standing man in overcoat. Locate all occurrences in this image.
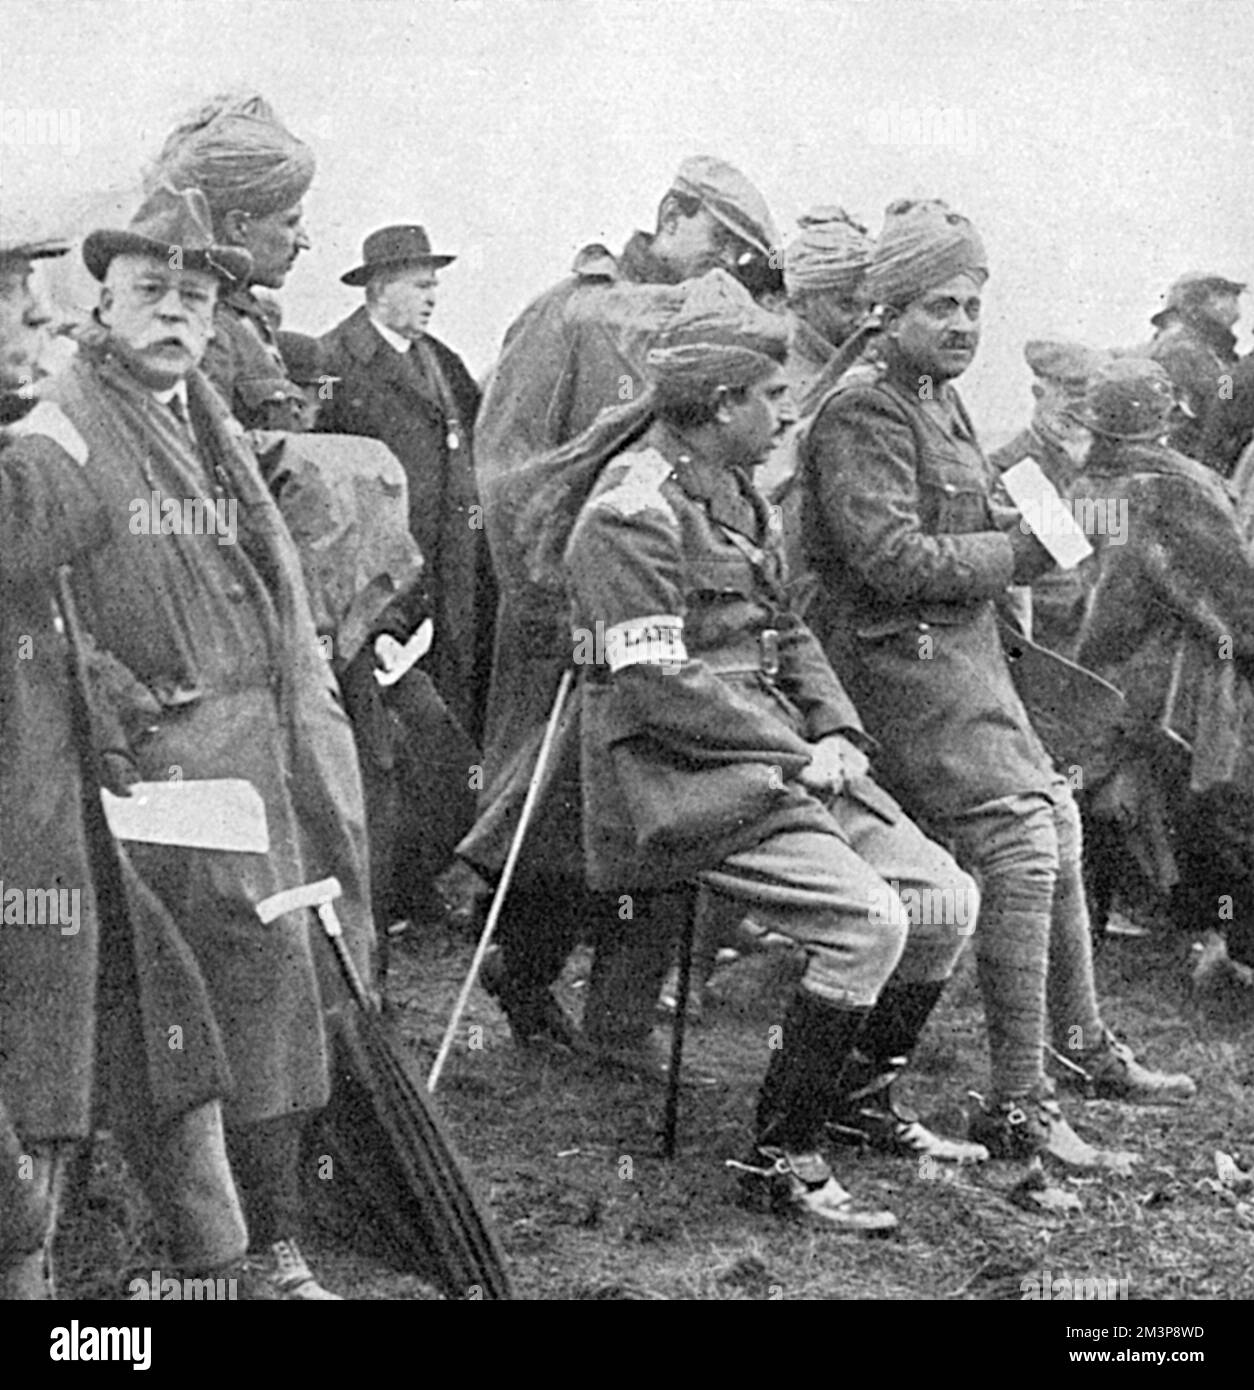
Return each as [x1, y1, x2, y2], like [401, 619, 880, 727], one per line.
[801, 200, 1194, 1169]
[41, 186, 377, 1299]
[465, 156, 782, 1070]
[0, 221, 249, 1298]
[318, 224, 492, 746]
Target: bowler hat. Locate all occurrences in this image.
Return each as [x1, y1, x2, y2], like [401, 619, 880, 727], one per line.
[82, 184, 252, 284]
[340, 225, 455, 287]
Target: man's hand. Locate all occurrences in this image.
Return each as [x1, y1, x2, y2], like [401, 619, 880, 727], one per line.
[798, 734, 869, 795]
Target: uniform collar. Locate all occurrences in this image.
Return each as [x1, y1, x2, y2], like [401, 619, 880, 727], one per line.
[651, 421, 765, 542]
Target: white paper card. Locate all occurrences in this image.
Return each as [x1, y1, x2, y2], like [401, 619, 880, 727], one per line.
[1001, 457, 1094, 569]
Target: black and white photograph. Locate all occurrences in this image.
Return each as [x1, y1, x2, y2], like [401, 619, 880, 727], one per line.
[1, 0, 1251, 1358]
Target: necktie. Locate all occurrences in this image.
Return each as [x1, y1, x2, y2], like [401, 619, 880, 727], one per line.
[168, 392, 195, 447]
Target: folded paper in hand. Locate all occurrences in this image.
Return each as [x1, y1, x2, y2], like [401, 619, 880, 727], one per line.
[1001, 457, 1093, 570]
[102, 779, 269, 853]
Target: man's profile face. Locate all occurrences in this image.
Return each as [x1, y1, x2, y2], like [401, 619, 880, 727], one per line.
[1031, 375, 1092, 452]
[371, 265, 439, 339]
[0, 259, 53, 394]
[797, 288, 864, 350]
[720, 365, 795, 468]
[99, 254, 218, 389]
[235, 202, 310, 289]
[656, 204, 749, 281]
[888, 272, 983, 382]
[1202, 288, 1241, 332]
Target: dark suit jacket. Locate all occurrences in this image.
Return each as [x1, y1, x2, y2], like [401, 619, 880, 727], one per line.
[317, 306, 494, 740]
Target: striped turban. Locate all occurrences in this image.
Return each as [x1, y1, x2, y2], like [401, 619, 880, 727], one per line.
[645, 268, 788, 402]
[151, 93, 315, 218]
[864, 198, 987, 308]
[784, 206, 873, 296]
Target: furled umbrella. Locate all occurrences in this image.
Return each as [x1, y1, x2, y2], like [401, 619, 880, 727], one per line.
[256, 878, 513, 1300]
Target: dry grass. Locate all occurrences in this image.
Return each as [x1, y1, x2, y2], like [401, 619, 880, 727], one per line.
[54, 910, 1254, 1301]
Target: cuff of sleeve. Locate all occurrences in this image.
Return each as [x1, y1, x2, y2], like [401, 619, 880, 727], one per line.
[965, 532, 1017, 596]
[806, 715, 879, 758]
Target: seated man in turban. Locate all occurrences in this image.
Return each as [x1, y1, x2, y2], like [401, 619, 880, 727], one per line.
[801, 200, 1194, 1177]
[151, 91, 313, 426]
[560, 270, 987, 1230]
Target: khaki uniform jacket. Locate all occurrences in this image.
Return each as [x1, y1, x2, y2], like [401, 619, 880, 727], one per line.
[565, 421, 870, 890]
[802, 371, 1056, 820]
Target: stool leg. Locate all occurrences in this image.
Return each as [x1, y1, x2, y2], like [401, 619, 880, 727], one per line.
[662, 888, 705, 1159]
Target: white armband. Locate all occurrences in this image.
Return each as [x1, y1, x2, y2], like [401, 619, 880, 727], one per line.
[605, 615, 688, 672]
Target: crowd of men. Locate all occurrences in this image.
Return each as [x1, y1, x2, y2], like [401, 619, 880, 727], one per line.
[2, 89, 1253, 1294]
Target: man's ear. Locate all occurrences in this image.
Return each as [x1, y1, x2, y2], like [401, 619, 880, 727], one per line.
[220, 209, 249, 246]
[98, 287, 114, 325]
[712, 384, 734, 424]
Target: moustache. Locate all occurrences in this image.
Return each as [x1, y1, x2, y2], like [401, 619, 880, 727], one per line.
[940, 336, 977, 351]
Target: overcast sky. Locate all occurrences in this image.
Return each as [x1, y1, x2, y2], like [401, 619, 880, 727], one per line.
[3, 0, 1251, 438]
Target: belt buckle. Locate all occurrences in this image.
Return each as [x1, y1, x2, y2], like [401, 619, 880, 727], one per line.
[759, 627, 780, 678]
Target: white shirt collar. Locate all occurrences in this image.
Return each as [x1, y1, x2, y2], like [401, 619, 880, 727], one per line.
[368, 314, 413, 355]
[152, 380, 190, 410]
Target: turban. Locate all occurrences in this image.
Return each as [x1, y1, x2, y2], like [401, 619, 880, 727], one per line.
[864, 198, 987, 308]
[152, 93, 315, 218]
[645, 268, 788, 401]
[670, 155, 777, 258]
[784, 206, 873, 296]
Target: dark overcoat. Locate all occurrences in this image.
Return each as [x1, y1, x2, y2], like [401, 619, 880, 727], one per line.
[470, 240, 683, 871]
[0, 406, 230, 1139]
[1069, 440, 1254, 795]
[318, 306, 492, 742]
[45, 334, 377, 1124]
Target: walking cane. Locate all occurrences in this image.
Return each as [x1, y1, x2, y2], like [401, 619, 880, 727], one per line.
[428, 667, 575, 1092]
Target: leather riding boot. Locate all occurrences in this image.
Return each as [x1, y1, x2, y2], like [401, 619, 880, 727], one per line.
[739, 993, 896, 1232]
[825, 980, 989, 1164]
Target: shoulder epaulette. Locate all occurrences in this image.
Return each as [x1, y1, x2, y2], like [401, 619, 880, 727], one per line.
[592, 446, 676, 522]
[6, 400, 88, 465]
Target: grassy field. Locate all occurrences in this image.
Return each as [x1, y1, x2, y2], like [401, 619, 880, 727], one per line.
[55, 909, 1254, 1303]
